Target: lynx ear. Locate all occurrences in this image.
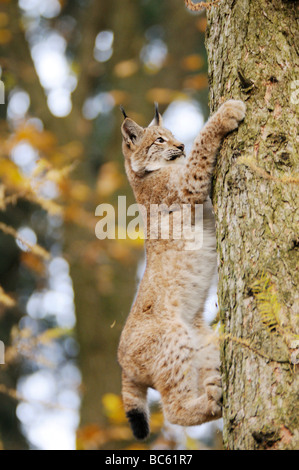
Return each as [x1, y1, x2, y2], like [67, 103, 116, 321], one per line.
[121, 118, 144, 147]
[149, 102, 163, 127]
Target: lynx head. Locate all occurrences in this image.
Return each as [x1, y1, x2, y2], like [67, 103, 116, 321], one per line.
[120, 104, 185, 177]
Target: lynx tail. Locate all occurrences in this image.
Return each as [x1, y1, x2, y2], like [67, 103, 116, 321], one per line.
[121, 373, 150, 440]
[126, 408, 149, 440]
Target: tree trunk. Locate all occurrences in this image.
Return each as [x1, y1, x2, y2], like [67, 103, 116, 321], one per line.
[206, 0, 299, 450]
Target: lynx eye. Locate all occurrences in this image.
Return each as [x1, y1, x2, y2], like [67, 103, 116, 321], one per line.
[155, 137, 165, 143]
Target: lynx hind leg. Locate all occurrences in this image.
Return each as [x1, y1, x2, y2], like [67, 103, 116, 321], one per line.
[216, 99, 246, 133]
[161, 381, 222, 427]
[158, 336, 222, 427]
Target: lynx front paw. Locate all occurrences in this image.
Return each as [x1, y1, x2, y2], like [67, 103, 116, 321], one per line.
[218, 99, 246, 134]
[204, 375, 222, 418]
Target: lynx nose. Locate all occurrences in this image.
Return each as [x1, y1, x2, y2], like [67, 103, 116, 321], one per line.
[176, 143, 185, 152]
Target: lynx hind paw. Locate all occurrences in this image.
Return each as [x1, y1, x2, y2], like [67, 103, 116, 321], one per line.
[218, 99, 246, 132]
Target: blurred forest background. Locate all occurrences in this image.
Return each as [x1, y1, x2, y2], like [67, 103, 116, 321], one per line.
[0, 0, 222, 450]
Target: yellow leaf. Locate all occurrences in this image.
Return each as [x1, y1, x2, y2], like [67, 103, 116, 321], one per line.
[114, 60, 139, 78]
[107, 241, 131, 263]
[46, 163, 75, 184]
[76, 424, 106, 450]
[125, 443, 149, 450]
[77, 423, 132, 450]
[150, 411, 164, 432]
[96, 162, 124, 197]
[60, 141, 84, 160]
[0, 184, 5, 210]
[0, 159, 27, 187]
[0, 285, 15, 308]
[109, 90, 130, 106]
[102, 392, 121, 410]
[181, 54, 204, 71]
[38, 328, 71, 344]
[102, 393, 126, 424]
[32, 158, 51, 177]
[0, 29, 12, 44]
[107, 426, 132, 441]
[146, 88, 176, 105]
[185, 435, 200, 450]
[70, 182, 91, 202]
[196, 16, 207, 32]
[183, 73, 208, 91]
[20, 252, 46, 275]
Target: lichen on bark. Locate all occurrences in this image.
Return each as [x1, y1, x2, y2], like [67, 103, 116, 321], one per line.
[205, 0, 299, 450]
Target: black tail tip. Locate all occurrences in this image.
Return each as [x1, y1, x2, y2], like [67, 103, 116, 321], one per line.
[126, 409, 149, 440]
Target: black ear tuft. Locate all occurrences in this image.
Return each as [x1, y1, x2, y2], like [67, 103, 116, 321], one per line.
[120, 105, 128, 119]
[154, 102, 160, 123]
[149, 102, 163, 127]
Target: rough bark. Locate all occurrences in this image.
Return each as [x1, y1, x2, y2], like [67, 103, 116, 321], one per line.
[206, 0, 299, 450]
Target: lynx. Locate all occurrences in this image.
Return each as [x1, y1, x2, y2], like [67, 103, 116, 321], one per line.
[117, 100, 246, 440]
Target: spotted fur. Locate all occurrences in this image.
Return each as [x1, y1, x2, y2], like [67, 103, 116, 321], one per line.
[118, 100, 246, 440]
